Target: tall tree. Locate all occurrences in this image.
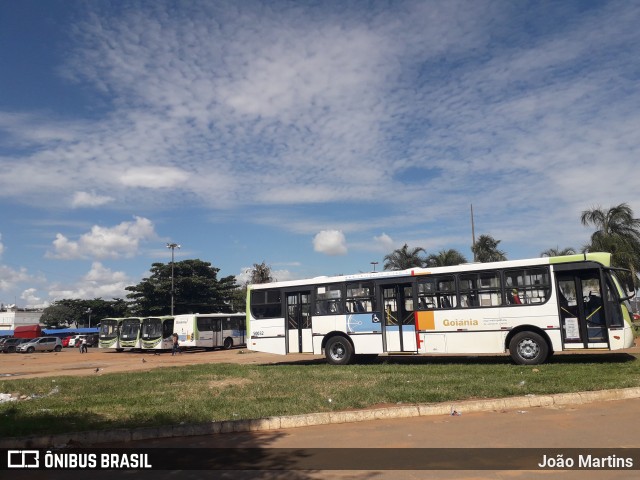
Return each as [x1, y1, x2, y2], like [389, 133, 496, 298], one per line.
[541, 247, 576, 257]
[581, 203, 640, 288]
[249, 261, 275, 284]
[425, 249, 468, 267]
[39, 304, 75, 328]
[126, 259, 238, 316]
[472, 234, 507, 263]
[383, 243, 426, 270]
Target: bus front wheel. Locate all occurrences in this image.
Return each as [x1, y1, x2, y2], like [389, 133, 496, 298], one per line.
[325, 336, 353, 365]
[509, 331, 549, 365]
[223, 338, 233, 350]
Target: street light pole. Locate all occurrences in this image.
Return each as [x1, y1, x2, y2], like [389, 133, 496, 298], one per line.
[86, 308, 92, 329]
[166, 242, 181, 316]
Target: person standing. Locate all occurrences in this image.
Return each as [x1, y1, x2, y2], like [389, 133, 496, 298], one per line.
[171, 333, 180, 356]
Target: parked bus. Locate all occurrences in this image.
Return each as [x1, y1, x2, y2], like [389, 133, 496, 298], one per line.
[247, 253, 635, 365]
[173, 313, 246, 350]
[119, 317, 144, 350]
[141, 316, 175, 351]
[99, 318, 124, 350]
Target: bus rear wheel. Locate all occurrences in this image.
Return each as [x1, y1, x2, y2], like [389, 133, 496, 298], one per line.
[325, 336, 353, 365]
[223, 338, 233, 350]
[509, 331, 549, 365]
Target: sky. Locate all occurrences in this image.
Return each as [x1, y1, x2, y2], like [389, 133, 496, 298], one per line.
[1, 0, 639, 309]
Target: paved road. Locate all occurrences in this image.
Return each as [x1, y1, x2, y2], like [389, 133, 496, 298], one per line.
[17, 396, 626, 480]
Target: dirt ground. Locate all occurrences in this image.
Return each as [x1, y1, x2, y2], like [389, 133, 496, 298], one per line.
[0, 346, 322, 381]
[2, 343, 639, 381]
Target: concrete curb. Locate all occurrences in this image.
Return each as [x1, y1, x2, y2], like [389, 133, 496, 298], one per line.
[3, 387, 640, 448]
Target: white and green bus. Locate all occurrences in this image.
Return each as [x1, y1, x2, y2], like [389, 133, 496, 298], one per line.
[98, 317, 125, 350]
[118, 317, 144, 350]
[173, 313, 246, 350]
[141, 316, 175, 351]
[247, 253, 635, 365]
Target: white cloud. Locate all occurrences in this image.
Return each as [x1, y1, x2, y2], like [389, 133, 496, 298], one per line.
[71, 191, 114, 208]
[0, 264, 34, 292]
[119, 166, 190, 188]
[49, 262, 131, 300]
[373, 233, 395, 252]
[313, 230, 347, 256]
[47, 216, 157, 260]
[20, 288, 48, 309]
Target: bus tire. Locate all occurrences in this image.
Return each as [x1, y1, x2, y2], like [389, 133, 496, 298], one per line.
[223, 338, 233, 350]
[509, 331, 548, 365]
[325, 336, 354, 365]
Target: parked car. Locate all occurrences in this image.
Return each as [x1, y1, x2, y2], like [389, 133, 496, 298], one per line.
[62, 335, 75, 348]
[16, 337, 63, 353]
[2, 338, 30, 353]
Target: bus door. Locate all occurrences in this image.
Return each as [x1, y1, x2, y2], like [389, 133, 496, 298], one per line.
[286, 291, 313, 353]
[212, 318, 222, 347]
[381, 282, 417, 353]
[555, 270, 609, 348]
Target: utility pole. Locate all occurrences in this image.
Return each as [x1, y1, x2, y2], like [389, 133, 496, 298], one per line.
[471, 204, 477, 262]
[166, 243, 181, 316]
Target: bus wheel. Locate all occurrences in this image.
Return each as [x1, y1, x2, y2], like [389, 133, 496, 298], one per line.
[325, 336, 353, 365]
[509, 331, 548, 365]
[223, 338, 233, 350]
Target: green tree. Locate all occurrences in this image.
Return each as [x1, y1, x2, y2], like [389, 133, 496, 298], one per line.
[126, 259, 238, 316]
[383, 243, 426, 270]
[472, 234, 507, 263]
[425, 249, 468, 267]
[44, 298, 129, 328]
[581, 203, 640, 288]
[39, 304, 75, 328]
[541, 247, 576, 257]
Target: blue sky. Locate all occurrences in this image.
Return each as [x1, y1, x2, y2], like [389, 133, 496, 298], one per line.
[1, 0, 639, 308]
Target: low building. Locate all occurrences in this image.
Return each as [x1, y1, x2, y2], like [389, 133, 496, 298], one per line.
[0, 308, 43, 332]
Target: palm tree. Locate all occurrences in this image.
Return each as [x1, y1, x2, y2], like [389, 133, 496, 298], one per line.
[425, 249, 468, 267]
[541, 247, 576, 257]
[581, 203, 640, 288]
[472, 234, 507, 263]
[383, 244, 426, 270]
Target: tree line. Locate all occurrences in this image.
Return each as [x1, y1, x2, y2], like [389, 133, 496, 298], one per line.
[40, 203, 639, 328]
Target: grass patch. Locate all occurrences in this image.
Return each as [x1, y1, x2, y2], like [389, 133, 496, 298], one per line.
[1, 352, 639, 438]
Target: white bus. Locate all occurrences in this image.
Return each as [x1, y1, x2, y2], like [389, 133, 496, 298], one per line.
[173, 313, 246, 350]
[118, 317, 143, 350]
[247, 253, 636, 365]
[98, 318, 124, 350]
[141, 316, 175, 351]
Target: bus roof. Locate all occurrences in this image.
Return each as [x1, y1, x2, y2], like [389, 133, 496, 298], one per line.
[249, 252, 612, 290]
